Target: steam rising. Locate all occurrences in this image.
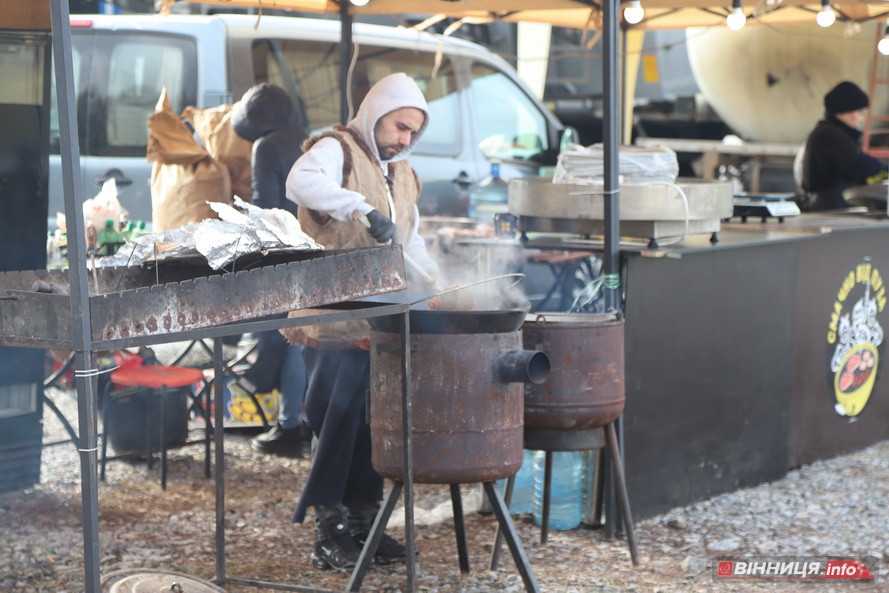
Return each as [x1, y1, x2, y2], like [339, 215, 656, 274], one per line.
[429, 229, 530, 311]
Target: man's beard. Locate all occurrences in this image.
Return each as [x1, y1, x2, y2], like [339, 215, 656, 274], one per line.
[379, 144, 406, 160]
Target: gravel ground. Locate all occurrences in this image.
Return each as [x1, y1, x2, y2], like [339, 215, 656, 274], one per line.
[1, 387, 887, 593]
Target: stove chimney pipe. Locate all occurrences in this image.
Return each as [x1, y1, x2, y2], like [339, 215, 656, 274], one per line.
[497, 350, 550, 385]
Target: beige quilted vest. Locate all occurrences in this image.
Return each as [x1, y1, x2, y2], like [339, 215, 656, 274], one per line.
[285, 126, 420, 349]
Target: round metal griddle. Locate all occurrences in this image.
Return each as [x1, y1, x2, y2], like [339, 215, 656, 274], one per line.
[369, 308, 527, 334]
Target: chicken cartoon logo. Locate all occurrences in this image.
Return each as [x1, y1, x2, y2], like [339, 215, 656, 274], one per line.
[827, 258, 886, 417]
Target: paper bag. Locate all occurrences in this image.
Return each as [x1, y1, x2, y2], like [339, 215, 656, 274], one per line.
[183, 103, 253, 202]
[148, 89, 232, 231]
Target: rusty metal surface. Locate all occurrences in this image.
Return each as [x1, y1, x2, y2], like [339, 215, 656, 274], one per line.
[91, 246, 405, 342]
[0, 290, 72, 348]
[523, 313, 625, 430]
[0, 247, 405, 347]
[371, 331, 524, 484]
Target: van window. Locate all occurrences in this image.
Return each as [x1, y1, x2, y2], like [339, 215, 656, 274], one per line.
[469, 63, 549, 162]
[252, 39, 460, 156]
[50, 32, 197, 157]
[96, 34, 197, 157]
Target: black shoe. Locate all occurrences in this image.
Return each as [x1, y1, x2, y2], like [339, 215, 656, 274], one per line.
[250, 423, 310, 455]
[312, 505, 361, 571]
[348, 506, 409, 565]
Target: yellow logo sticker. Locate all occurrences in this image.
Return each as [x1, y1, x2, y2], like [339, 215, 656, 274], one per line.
[827, 258, 885, 417]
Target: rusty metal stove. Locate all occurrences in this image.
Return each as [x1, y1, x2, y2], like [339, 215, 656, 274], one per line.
[354, 308, 549, 593]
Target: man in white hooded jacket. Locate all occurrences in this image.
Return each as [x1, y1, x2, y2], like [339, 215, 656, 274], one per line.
[283, 73, 437, 571]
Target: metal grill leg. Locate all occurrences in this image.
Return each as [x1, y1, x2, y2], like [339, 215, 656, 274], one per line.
[399, 312, 416, 593]
[213, 340, 226, 585]
[100, 396, 109, 482]
[604, 449, 616, 540]
[483, 482, 540, 593]
[489, 475, 516, 571]
[145, 395, 154, 472]
[592, 448, 606, 527]
[541, 451, 553, 544]
[606, 422, 639, 566]
[348, 482, 403, 592]
[450, 484, 470, 574]
[203, 381, 211, 479]
[160, 393, 168, 490]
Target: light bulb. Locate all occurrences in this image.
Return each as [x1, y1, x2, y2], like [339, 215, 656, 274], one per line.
[349, 0, 369, 6]
[816, 5, 836, 27]
[879, 35, 889, 56]
[624, 1, 645, 24]
[726, 7, 746, 30]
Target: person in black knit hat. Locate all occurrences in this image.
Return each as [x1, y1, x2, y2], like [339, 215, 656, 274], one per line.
[801, 81, 887, 210]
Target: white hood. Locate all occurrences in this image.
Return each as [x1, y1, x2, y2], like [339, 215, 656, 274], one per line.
[347, 72, 429, 165]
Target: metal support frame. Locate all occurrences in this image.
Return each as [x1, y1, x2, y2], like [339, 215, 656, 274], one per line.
[50, 0, 101, 591]
[450, 484, 470, 575]
[483, 482, 541, 593]
[541, 451, 554, 544]
[488, 475, 515, 571]
[349, 479, 540, 593]
[490, 424, 639, 570]
[40, 15, 417, 584]
[602, 0, 621, 313]
[35, 0, 627, 589]
[339, 1, 353, 124]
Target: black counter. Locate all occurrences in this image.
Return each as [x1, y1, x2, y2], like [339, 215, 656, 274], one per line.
[623, 213, 889, 518]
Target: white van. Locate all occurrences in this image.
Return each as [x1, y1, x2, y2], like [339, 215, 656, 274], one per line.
[51, 13, 564, 222]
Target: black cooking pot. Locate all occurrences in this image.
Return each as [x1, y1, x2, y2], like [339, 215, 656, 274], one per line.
[369, 308, 527, 334]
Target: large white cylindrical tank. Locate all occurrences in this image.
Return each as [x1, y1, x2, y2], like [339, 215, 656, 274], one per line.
[686, 23, 886, 143]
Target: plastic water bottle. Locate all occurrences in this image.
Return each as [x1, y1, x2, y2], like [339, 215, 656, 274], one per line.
[494, 450, 538, 515]
[532, 451, 586, 531]
[469, 161, 509, 222]
[511, 450, 539, 514]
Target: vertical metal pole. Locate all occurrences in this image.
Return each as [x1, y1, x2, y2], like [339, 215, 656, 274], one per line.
[339, 2, 353, 124]
[603, 0, 621, 312]
[489, 474, 516, 571]
[603, 1, 630, 546]
[606, 423, 639, 566]
[620, 25, 630, 146]
[449, 484, 470, 575]
[400, 312, 416, 593]
[483, 483, 542, 593]
[50, 1, 101, 591]
[540, 451, 553, 544]
[213, 340, 226, 584]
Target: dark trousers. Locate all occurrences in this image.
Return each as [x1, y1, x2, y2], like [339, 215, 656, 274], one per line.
[293, 347, 382, 523]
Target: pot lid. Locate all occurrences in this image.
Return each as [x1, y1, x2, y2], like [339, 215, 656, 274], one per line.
[106, 571, 223, 593]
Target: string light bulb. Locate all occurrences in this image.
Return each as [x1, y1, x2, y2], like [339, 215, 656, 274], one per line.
[726, 0, 747, 31]
[624, 1, 645, 24]
[349, 0, 370, 6]
[879, 25, 889, 56]
[816, 0, 836, 28]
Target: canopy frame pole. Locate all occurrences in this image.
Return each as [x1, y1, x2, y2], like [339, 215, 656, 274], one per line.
[340, 1, 354, 124]
[603, 0, 621, 312]
[50, 0, 102, 591]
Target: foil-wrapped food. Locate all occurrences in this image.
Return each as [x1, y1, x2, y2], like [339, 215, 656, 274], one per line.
[97, 197, 322, 270]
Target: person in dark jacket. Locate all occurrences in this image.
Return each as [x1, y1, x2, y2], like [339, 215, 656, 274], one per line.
[232, 82, 307, 212]
[232, 83, 311, 454]
[802, 81, 887, 211]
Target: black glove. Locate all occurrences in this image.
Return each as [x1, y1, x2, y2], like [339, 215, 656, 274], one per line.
[366, 209, 397, 243]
